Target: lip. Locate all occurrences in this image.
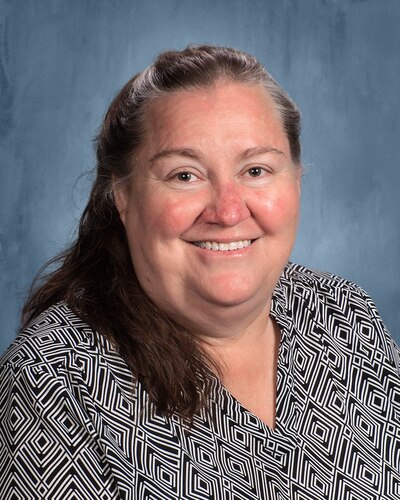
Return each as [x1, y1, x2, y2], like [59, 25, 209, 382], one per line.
[187, 238, 259, 253]
[186, 237, 260, 244]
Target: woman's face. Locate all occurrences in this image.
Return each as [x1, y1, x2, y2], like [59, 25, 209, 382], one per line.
[114, 82, 301, 326]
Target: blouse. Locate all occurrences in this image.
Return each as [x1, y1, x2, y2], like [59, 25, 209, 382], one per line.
[1, 263, 399, 499]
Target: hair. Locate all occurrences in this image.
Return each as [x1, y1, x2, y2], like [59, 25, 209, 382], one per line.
[23, 45, 301, 420]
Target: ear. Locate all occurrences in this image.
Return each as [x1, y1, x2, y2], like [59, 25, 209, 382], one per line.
[112, 176, 129, 226]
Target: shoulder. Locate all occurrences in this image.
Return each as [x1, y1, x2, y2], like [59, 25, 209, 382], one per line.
[281, 262, 385, 316]
[2, 302, 99, 370]
[0, 303, 135, 497]
[1, 302, 132, 392]
[279, 262, 400, 370]
[282, 262, 367, 296]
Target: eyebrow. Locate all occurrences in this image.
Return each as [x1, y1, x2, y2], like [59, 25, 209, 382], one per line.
[147, 145, 286, 167]
[148, 148, 200, 166]
[240, 146, 286, 160]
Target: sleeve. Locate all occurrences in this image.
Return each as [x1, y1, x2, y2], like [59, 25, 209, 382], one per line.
[0, 361, 120, 499]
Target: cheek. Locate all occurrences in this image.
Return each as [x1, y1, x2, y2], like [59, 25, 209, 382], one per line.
[139, 193, 204, 238]
[254, 186, 300, 232]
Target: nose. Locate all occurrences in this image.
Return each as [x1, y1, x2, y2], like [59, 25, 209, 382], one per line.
[201, 182, 251, 226]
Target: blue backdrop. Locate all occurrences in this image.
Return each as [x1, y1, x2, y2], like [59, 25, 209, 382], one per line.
[1, 0, 399, 353]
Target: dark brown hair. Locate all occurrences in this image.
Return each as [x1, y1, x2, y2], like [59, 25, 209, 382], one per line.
[23, 45, 301, 419]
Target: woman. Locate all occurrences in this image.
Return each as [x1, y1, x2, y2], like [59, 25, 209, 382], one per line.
[1, 45, 399, 499]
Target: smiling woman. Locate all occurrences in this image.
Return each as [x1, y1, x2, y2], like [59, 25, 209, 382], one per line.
[1, 46, 399, 499]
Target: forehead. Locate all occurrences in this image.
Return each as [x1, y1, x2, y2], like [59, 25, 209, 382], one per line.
[139, 82, 288, 155]
[146, 82, 281, 122]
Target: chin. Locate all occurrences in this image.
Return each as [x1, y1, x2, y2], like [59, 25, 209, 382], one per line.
[199, 276, 264, 308]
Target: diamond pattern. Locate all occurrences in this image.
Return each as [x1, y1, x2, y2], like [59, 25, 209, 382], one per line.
[1, 264, 400, 498]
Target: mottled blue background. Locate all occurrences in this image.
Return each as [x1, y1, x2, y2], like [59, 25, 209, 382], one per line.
[1, 0, 399, 353]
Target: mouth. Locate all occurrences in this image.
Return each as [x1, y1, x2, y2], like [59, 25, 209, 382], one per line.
[191, 239, 254, 252]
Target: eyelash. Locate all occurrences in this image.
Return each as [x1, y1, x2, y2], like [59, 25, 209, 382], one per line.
[173, 171, 199, 182]
[243, 165, 274, 180]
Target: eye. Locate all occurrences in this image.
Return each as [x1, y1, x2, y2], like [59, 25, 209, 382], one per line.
[176, 171, 196, 182]
[248, 167, 263, 177]
[170, 170, 199, 184]
[245, 166, 270, 178]
[166, 168, 203, 187]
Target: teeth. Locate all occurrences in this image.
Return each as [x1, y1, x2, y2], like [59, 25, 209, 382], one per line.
[193, 240, 252, 251]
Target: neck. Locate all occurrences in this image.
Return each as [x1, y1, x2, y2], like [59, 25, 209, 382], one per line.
[181, 294, 273, 343]
[173, 294, 280, 428]
[176, 297, 275, 376]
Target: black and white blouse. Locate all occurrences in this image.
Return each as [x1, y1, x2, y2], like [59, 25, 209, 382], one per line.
[1, 263, 399, 499]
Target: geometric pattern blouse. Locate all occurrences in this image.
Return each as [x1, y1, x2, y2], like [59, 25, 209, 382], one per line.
[1, 263, 399, 499]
